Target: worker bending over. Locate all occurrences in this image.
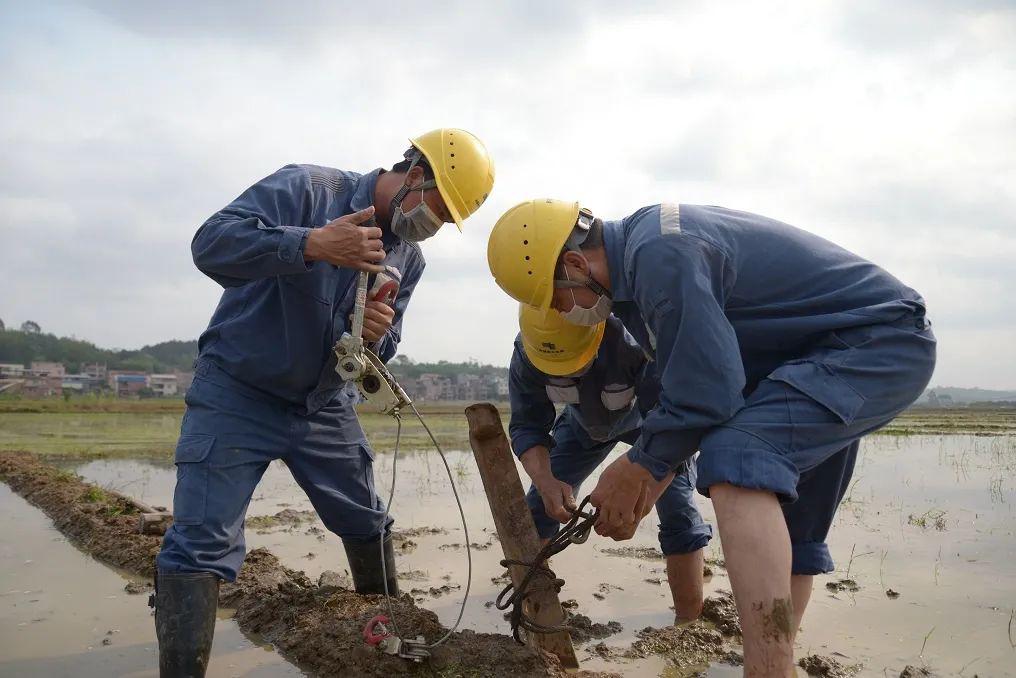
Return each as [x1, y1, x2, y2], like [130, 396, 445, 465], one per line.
[509, 304, 712, 621]
[488, 200, 935, 677]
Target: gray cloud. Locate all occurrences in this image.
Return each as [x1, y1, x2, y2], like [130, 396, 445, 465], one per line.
[1, 1, 1014, 387]
[821, 178, 1016, 235]
[835, 1, 1016, 54]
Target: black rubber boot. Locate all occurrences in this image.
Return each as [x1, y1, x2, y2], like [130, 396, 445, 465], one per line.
[343, 534, 399, 595]
[152, 571, 219, 678]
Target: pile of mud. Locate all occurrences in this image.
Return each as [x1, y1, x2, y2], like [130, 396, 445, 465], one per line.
[0, 450, 161, 576]
[623, 622, 742, 672]
[220, 549, 561, 676]
[0, 451, 602, 677]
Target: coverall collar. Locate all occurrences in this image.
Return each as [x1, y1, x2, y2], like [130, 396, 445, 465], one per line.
[602, 219, 632, 302]
[350, 168, 382, 214]
[351, 168, 400, 247]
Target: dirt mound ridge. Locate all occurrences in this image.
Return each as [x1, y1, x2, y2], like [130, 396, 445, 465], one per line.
[0, 450, 161, 576]
[0, 451, 608, 677]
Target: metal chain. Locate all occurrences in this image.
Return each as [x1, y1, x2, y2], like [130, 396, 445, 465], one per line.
[494, 497, 599, 643]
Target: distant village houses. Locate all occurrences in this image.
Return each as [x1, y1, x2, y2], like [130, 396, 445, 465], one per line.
[0, 361, 194, 398]
[0, 357, 505, 402]
[395, 371, 509, 403]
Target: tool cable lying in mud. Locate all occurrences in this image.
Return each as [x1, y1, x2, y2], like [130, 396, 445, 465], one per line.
[494, 496, 599, 644]
[369, 402, 474, 661]
[338, 270, 472, 661]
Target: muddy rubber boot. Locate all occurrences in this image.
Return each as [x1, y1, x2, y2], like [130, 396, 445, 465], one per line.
[343, 535, 399, 595]
[152, 571, 219, 678]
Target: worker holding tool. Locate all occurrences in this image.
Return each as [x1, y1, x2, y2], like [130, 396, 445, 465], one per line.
[488, 200, 935, 677]
[509, 304, 712, 622]
[153, 129, 494, 676]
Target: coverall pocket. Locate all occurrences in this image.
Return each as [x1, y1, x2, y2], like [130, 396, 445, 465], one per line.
[358, 443, 378, 510]
[768, 361, 865, 425]
[546, 383, 580, 404]
[172, 434, 215, 526]
[281, 269, 333, 305]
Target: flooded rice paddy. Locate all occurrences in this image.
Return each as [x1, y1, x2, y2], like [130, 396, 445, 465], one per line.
[1, 406, 1014, 676]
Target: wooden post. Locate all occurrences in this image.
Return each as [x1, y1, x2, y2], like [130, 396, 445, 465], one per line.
[465, 403, 578, 669]
[105, 488, 174, 535]
[138, 512, 174, 535]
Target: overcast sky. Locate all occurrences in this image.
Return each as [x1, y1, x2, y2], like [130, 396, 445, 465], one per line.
[1, 1, 1014, 388]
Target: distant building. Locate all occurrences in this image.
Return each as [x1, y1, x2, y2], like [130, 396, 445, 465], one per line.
[61, 374, 90, 392]
[417, 373, 455, 401]
[149, 374, 178, 397]
[107, 370, 145, 389]
[17, 362, 65, 397]
[110, 372, 149, 397]
[22, 374, 62, 398]
[454, 373, 481, 401]
[0, 363, 25, 378]
[30, 362, 66, 377]
[82, 363, 108, 380]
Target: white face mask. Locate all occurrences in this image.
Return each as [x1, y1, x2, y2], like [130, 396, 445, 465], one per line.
[559, 265, 612, 326]
[390, 179, 444, 242]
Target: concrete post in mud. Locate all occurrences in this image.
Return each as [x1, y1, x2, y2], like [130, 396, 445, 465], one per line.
[465, 403, 579, 669]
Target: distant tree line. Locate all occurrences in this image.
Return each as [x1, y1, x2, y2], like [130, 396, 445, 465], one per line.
[0, 326, 506, 378]
[387, 354, 508, 379]
[0, 328, 198, 373]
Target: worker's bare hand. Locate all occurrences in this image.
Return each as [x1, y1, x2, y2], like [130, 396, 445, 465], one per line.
[534, 476, 578, 524]
[590, 455, 667, 541]
[304, 206, 386, 273]
[358, 300, 395, 342]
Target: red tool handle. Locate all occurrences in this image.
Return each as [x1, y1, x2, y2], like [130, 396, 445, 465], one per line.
[363, 614, 392, 646]
[371, 279, 399, 306]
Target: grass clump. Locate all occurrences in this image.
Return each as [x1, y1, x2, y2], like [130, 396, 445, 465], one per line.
[81, 486, 108, 503]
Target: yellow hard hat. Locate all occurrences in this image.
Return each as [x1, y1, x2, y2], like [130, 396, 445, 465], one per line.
[519, 304, 605, 377]
[487, 199, 583, 309]
[410, 128, 495, 231]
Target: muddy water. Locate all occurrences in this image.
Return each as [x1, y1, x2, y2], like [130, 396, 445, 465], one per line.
[0, 483, 302, 677]
[17, 433, 1016, 676]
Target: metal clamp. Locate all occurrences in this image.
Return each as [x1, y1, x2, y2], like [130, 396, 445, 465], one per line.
[334, 333, 367, 382]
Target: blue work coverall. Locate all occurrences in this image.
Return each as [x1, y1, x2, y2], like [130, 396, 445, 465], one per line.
[157, 165, 424, 581]
[508, 316, 712, 556]
[602, 203, 936, 574]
